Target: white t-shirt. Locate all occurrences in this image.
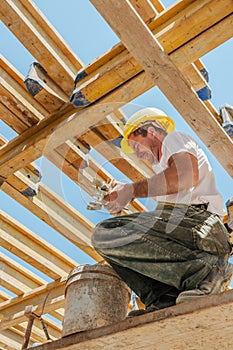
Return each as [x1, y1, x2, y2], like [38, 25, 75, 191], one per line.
[152, 131, 225, 217]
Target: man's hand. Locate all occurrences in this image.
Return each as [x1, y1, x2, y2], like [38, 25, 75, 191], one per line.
[103, 182, 134, 214]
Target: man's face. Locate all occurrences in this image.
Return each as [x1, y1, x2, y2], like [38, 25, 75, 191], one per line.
[128, 130, 159, 164]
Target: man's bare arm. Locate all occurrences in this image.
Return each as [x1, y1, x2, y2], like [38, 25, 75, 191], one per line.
[133, 152, 199, 198]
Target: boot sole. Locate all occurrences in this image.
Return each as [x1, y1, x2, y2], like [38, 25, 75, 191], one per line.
[176, 263, 233, 304]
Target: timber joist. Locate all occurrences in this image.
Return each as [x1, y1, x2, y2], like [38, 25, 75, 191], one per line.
[0, 0, 83, 95]
[0, 0, 232, 183]
[0, 277, 66, 331]
[0, 0, 233, 348]
[0, 59, 154, 217]
[0, 56, 154, 185]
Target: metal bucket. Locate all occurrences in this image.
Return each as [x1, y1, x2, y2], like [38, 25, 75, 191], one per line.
[62, 264, 131, 336]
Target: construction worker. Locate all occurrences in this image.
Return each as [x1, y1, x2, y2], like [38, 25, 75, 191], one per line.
[92, 107, 233, 316]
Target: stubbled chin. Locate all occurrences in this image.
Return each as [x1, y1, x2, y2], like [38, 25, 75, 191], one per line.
[142, 153, 155, 164]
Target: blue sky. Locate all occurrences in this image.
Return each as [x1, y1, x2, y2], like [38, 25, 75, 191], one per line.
[0, 0, 233, 275]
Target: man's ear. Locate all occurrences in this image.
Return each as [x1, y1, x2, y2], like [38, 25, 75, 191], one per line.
[147, 125, 156, 136]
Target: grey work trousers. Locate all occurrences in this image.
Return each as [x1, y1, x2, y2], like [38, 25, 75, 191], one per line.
[92, 203, 232, 308]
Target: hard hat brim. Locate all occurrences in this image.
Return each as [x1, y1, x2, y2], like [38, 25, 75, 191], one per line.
[121, 115, 175, 154]
[121, 138, 134, 154]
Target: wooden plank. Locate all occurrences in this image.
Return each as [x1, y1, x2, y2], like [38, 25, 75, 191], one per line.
[0, 64, 47, 123]
[204, 100, 222, 124]
[24, 62, 67, 111]
[1, 55, 67, 114]
[2, 56, 155, 183]
[0, 290, 10, 303]
[90, 0, 233, 177]
[0, 252, 46, 290]
[0, 101, 28, 134]
[0, 56, 49, 115]
[0, 211, 78, 279]
[1, 299, 62, 342]
[1, 270, 33, 295]
[8, 324, 48, 345]
[0, 329, 31, 350]
[19, 0, 82, 71]
[0, 134, 7, 148]
[24, 316, 62, 340]
[171, 13, 233, 69]
[9, 166, 41, 196]
[71, 50, 141, 106]
[181, 63, 210, 94]
[55, 141, 90, 171]
[1, 210, 77, 270]
[10, 320, 60, 344]
[69, 0, 186, 78]
[0, 101, 77, 180]
[72, 0, 231, 105]
[153, 0, 233, 52]
[1, 0, 232, 180]
[0, 277, 66, 330]
[150, 0, 164, 12]
[27, 289, 233, 350]
[0, 291, 64, 325]
[2, 314, 62, 343]
[129, 0, 158, 22]
[0, 84, 41, 127]
[0, 229, 67, 280]
[0, 0, 83, 95]
[1, 178, 99, 260]
[1, 56, 155, 185]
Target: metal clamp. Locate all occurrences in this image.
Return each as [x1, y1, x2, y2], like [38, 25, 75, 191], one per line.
[87, 179, 113, 211]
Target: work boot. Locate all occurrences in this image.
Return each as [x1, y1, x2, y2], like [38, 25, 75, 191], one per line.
[127, 304, 158, 317]
[128, 293, 177, 317]
[176, 260, 233, 304]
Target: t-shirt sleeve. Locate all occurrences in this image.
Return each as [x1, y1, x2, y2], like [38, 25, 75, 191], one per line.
[162, 132, 198, 164]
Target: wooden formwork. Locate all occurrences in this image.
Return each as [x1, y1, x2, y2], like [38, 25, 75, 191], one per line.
[0, 0, 232, 349]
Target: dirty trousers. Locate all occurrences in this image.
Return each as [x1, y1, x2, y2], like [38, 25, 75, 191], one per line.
[92, 203, 232, 307]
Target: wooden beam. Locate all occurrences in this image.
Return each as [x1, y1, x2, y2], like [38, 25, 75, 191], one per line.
[1, 177, 99, 260]
[72, 0, 231, 105]
[24, 290, 233, 350]
[0, 269, 63, 337]
[0, 277, 66, 330]
[0, 134, 7, 147]
[129, 0, 158, 22]
[90, 0, 233, 177]
[2, 57, 155, 184]
[0, 100, 77, 180]
[1, 0, 232, 180]
[171, 13, 233, 69]
[0, 329, 33, 349]
[152, 0, 233, 53]
[1, 270, 33, 296]
[10, 318, 61, 344]
[0, 0, 83, 95]
[0, 210, 79, 279]
[0, 252, 46, 292]
[0, 101, 29, 134]
[0, 290, 10, 302]
[1, 56, 156, 189]
[150, 0, 165, 13]
[0, 291, 64, 325]
[23, 61, 68, 111]
[0, 61, 47, 123]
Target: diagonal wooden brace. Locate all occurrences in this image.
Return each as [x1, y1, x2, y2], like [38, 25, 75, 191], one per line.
[21, 305, 36, 350]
